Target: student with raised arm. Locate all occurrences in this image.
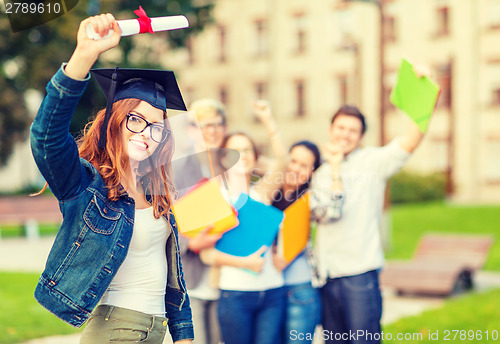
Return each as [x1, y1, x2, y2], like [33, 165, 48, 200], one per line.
[30, 14, 193, 344]
[312, 100, 430, 343]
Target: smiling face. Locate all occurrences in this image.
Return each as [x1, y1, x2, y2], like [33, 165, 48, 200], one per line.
[284, 145, 316, 189]
[198, 115, 226, 149]
[122, 100, 166, 164]
[189, 98, 227, 149]
[224, 134, 257, 175]
[329, 114, 364, 155]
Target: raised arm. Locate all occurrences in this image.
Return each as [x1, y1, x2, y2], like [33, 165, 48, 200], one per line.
[323, 143, 343, 194]
[310, 143, 344, 223]
[30, 14, 121, 201]
[251, 100, 287, 204]
[66, 14, 122, 79]
[397, 121, 425, 153]
[397, 63, 434, 153]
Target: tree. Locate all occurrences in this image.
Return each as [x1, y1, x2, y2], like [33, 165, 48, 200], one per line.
[0, 0, 214, 166]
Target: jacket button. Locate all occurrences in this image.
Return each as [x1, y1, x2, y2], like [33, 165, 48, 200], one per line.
[103, 208, 108, 214]
[162, 320, 168, 326]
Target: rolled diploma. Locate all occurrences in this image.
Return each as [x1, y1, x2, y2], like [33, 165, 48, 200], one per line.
[86, 15, 189, 40]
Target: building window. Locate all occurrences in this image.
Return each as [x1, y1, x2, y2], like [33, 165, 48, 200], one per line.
[252, 82, 268, 122]
[436, 64, 452, 108]
[255, 82, 267, 100]
[384, 86, 397, 112]
[332, 8, 355, 49]
[254, 19, 268, 57]
[486, 138, 500, 183]
[384, 16, 397, 42]
[430, 137, 449, 172]
[486, 63, 500, 106]
[218, 25, 227, 62]
[219, 86, 228, 106]
[384, 71, 398, 112]
[338, 75, 348, 105]
[295, 80, 306, 117]
[436, 7, 450, 36]
[491, 87, 500, 106]
[293, 14, 307, 54]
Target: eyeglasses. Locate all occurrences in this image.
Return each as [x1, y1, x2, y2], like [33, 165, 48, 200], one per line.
[126, 113, 170, 143]
[196, 120, 225, 131]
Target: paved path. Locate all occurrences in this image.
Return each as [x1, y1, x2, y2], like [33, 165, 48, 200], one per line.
[2, 236, 500, 344]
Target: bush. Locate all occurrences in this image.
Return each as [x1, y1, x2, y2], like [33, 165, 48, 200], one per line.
[0, 184, 52, 196]
[390, 171, 446, 204]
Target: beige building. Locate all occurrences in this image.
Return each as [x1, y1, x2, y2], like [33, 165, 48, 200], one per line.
[1, 0, 499, 203]
[160, 0, 500, 203]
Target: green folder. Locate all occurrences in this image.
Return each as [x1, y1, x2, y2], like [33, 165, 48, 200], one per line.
[389, 58, 441, 133]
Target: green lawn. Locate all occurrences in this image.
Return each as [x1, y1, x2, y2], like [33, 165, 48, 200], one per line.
[0, 223, 59, 239]
[1, 202, 499, 343]
[0, 272, 81, 344]
[383, 288, 500, 343]
[387, 202, 500, 271]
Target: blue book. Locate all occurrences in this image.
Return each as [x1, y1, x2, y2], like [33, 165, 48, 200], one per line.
[215, 194, 284, 257]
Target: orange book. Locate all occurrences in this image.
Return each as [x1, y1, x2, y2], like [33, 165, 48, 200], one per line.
[172, 179, 238, 238]
[278, 192, 311, 264]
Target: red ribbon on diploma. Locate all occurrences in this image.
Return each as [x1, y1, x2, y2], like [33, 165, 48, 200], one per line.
[134, 6, 153, 34]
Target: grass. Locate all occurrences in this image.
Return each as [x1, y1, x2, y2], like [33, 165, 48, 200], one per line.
[383, 288, 500, 343]
[0, 223, 59, 239]
[1, 202, 499, 343]
[387, 202, 500, 271]
[0, 272, 82, 344]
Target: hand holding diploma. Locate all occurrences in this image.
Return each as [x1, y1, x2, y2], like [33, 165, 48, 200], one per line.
[86, 6, 189, 40]
[66, 13, 122, 80]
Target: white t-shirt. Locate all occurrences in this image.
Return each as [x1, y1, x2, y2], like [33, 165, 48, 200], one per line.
[100, 207, 171, 315]
[218, 188, 284, 291]
[311, 139, 410, 281]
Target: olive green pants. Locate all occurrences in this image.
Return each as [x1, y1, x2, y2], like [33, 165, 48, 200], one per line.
[80, 305, 168, 344]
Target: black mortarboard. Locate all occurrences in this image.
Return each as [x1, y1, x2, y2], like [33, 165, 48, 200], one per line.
[91, 68, 187, 149]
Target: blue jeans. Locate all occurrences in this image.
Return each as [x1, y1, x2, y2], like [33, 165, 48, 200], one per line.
[283, 282, 321, 344]
[321, 270, 382, 344]
[218, 287, 286, 344]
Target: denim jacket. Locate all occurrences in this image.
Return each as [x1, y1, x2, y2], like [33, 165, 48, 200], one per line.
[30, 65, 194, 342]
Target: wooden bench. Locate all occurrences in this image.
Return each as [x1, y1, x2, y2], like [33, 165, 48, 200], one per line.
[0, 196, 62, 240]
[380, 234, 494, 296]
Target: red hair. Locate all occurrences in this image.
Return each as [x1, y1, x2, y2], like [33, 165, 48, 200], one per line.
[77, 98, 176, 219]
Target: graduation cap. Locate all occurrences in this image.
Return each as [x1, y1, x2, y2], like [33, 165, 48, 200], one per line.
[91, 68, 187, 149]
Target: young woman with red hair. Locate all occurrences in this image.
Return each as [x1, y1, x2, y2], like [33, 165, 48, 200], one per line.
[30, 13, 193, 344]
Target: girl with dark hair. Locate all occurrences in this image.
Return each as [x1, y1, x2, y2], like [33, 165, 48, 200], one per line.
[272, 141, 321, 207]
[272, 140, 344, 344]
[30, 14, 193, 344]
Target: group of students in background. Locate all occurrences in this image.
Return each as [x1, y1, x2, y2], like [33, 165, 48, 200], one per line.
[171, 91, 426, 344]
